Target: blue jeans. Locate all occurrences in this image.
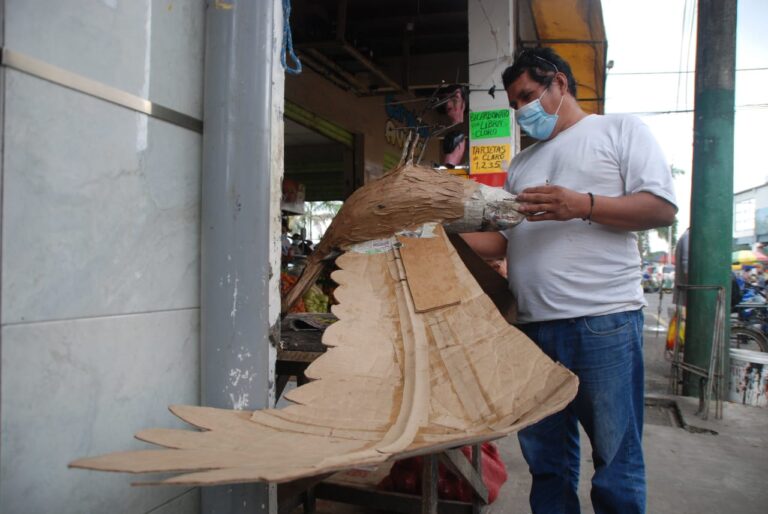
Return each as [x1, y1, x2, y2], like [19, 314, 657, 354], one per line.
[517, 309, 646, 514]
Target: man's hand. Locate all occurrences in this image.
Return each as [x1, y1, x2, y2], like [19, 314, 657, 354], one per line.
[516, 185, 676, 230]
[516, 185, 589, 222]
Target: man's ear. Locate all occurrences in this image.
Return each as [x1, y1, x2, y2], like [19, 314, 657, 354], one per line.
[555, 73, 568, 95]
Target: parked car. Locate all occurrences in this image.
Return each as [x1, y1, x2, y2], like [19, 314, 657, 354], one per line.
[642, 266, 660, 292]
[662, 265, 675, 291]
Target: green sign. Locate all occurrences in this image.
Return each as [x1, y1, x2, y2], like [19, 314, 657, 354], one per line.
[470, 109, 511, 140]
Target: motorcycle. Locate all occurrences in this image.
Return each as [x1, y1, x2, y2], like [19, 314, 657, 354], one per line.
[730, 283, 768, 352]
[667, 281, 768, 354]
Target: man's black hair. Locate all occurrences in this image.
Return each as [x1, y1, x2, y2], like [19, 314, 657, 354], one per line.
[501, 47, 577, 97]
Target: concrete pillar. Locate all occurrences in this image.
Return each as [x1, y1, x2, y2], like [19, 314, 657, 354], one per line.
[201, 0, 283, 511]
[467, 0, 516, 186]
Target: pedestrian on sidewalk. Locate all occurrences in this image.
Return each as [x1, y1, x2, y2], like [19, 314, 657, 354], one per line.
[461, 47, 677, 513]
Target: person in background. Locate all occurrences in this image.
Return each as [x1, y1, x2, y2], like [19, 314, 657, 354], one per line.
[748, 267, 759, 285]
[673, 228, 689, 306]
[461, 47, 676, 514]
[281, 218, 292, 258]
[731, 272, 744, 309]
[741, 265, 753, 287]
[437, 84, 469, 167]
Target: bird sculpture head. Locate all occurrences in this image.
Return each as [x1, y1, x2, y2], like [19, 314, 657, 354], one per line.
[283, 161, 524, 312]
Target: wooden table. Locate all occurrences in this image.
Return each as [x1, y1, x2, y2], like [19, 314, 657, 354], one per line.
[275, 314, 329, 400]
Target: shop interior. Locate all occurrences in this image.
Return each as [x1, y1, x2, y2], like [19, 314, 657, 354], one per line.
[281, 0, 476, 315]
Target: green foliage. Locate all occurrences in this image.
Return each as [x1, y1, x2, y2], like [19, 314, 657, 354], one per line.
[298, 201, 343, 241]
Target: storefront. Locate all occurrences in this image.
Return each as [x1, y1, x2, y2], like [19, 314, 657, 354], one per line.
[0, 2, 606, 512]
[280, 0, 607, 306]
[282, 0, 607, 200]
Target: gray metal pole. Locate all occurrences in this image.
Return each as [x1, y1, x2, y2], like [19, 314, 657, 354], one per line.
[201, 0, 278, 511]
[684, 0, 737, 397]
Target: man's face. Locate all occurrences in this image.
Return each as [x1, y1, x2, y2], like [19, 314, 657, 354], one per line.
[505, 70, 555, 112]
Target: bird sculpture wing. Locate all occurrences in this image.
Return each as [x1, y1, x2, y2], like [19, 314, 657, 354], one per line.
[70, 223, 577, 486]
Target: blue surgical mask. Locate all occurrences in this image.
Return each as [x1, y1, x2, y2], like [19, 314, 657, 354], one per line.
[515, 86, 564, 140]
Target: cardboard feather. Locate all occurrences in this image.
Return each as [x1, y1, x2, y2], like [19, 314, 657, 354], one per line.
[70, 225, 578, 486]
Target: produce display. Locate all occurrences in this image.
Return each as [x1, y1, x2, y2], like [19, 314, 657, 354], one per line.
[281, 272, 331, 313]
[303, 284, 329, 313]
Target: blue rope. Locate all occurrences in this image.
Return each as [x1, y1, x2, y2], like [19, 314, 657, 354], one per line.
[281, 0, 302, 75]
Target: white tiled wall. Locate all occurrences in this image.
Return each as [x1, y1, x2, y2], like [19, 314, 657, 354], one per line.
[5, 0, 205, 118]
[0, 310, 199, 513]
[2, 70, 200, 324]
[1, 1, 205, 512]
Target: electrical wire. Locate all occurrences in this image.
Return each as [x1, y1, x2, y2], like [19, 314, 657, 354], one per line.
[683, 0, 698, 109]
[609, 67, 768, 76]
[614, 103, 768, 116]
[675, 0, 690, 110]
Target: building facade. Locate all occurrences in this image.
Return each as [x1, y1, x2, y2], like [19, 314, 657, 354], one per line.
[733, 182, 768, 247]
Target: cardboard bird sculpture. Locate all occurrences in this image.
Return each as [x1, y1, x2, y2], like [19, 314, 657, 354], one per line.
[70, 163, 578, 487]
[282, 162, 526, 312]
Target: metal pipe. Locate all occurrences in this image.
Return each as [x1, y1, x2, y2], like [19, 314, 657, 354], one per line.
[402, 34, 411, 90]
[297, 51, 360, 94]
[297, 39, 409, 96]
[341, 42, 408, 95]
[201, 0, 279, 511]
[518, 38, 608, 45]
[336, 0, 348, 42]
[304, 48, 368, 93]
[1, 48, 202, 133]
[370, 84, 451, 95]
[684, 0, 737, 398]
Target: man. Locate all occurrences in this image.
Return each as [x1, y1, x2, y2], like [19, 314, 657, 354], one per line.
[463, 48, 676, 514]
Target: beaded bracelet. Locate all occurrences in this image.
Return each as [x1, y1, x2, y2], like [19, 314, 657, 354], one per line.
[582, 192, 594, 224]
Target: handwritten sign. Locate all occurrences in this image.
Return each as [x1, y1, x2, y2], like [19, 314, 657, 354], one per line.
[470, 109, 511, 139]
[470, 144, 511, 174]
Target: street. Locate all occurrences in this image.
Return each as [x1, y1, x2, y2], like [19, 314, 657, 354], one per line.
[643, 290, 676, 395]
[644, 289, 673, 332]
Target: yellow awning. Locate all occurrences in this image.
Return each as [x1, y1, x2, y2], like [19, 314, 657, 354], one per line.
[525, 0, 607, 114]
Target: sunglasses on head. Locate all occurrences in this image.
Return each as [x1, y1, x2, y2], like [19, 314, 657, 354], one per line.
[518, 50, 560, 74]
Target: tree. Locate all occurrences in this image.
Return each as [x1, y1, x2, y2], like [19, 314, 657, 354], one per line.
[299, 201, 342, 241]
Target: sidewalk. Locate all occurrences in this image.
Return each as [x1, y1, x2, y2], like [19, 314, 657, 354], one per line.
[487, 294, 768, 513]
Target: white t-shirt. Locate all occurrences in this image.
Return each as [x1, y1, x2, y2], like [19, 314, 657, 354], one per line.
[503, 114, 677, 323]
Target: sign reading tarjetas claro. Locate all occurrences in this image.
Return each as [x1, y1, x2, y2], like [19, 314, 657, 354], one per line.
[470, 144, 511, 174]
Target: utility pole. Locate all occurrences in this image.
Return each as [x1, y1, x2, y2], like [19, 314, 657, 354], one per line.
[684, 0, 737, 396]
